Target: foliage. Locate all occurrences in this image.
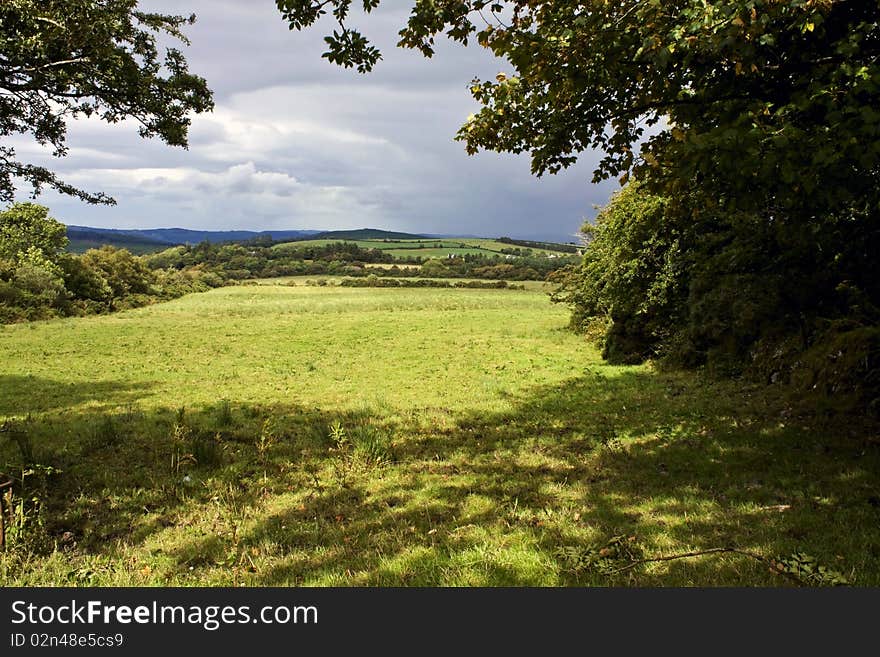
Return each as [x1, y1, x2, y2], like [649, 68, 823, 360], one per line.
[553, 180, 880, 410]
[338, 276, 518, 290]
[0, 0, 213, 204]
[283, 1, 880, 217]
[551, 182, 684, 364]
[772, 552, 850, 587]
[498, 237, 580, 254]
[142, 239, 575, 283]
[0, 204, 225, 323]
[0, 203, 68, 263]
[556, 535, 643, 577]
[80, 246, 155, 300]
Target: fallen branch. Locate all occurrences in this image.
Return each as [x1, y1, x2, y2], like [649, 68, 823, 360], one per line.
[608, 546, 813, 585]
[609, 546, 769, 575]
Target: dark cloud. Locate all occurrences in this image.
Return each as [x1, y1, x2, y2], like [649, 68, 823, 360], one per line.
[25, 0, 617, 242]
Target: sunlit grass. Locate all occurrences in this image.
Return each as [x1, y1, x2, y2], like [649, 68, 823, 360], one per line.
[0, 284, 877, 586]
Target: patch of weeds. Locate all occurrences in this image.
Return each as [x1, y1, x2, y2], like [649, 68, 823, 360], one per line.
[257, 417, 278, 464]
[121, 403, 142, 424]
[210, 483, 254, 569]
[215, 400, 234, 428]
[303, 461, 324, 499]
[256, 417, 279, 496]
[170, 422, 196, 475]
[190, 431, 223, 470]
[556, 535, 643, 578]
[1, 464, 61, 555]
[1, 418, 35, 466]
[65, 563, 117, 585]
[86, 415, 119, 452]
[241, 405, 263, 419]
[3, 490, 46, 552]
[328, 420, 353, 488]
[771, 552, 851, 586]
[593, 416, 621, 451]
[169, 407, 221, 472]
[352, 424, 393, 467]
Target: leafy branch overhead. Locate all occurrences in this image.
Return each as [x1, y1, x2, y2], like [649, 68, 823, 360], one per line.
[278, 0, 880, 218]
[0, 0, 213, 204]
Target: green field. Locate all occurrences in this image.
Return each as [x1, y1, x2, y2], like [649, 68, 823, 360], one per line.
[1, 285, 877, 585]
[272, 237, 570, 259]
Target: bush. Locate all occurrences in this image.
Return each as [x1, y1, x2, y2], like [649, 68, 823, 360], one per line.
[13, 261, 66, 309]
[554, 179, 880, 412]
[551, 181, 683, 363]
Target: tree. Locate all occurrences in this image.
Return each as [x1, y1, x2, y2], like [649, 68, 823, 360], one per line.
[0, 202, 69, 314]
[277, 1, 880, 217]
[80, 245, 155, 299]
[0, 202, 68, 264]
[549, 181, 685, 364]
[0, 0, 213, 204]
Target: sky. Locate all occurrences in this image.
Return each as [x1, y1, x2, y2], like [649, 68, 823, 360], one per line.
[18, 1, 619, 242]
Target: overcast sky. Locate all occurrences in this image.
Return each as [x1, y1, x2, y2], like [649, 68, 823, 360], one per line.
[20, 0, 618, 242]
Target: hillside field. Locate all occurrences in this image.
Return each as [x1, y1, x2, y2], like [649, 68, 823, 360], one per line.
[1, 284, 878, 585]
[272, 237, 573, 260]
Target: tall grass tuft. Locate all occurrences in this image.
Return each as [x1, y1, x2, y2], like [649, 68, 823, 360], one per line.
[215, 400, 234, 428]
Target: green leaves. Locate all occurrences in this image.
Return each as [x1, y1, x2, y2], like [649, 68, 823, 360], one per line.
[282, 0, 880, 222]
[772, 552, 851, 587]
[0, 203, 68, 265]
[556, 535, 643, 578]
[0, 1, 213, 204]
[323, 28, 382, 73]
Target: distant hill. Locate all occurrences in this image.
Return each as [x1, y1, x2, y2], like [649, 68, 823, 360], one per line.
[131, 228, 321, 244]
[306, 228, 428, 241]
[66, 227, 173, 255]
[65, 226, 320, 253]
[65, 225, 579, 255]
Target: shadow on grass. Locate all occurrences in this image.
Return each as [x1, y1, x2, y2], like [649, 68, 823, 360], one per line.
[2, 369, 879, 586]
[0, 375, 155, 416]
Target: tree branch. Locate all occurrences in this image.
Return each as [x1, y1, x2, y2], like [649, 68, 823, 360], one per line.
[21, 57, 90, 73]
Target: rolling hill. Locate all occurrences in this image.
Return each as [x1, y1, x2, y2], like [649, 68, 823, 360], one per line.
[65, 226, 320, 253]
[65, 225, 582, 258]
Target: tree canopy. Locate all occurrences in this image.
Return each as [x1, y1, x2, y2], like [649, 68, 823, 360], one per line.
[0, 201, 67, 263]
[278, 0, 880, 218]
[0, 0, 213, 205]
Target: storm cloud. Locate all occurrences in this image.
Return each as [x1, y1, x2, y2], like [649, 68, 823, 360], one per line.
[22, 0, 618, 242]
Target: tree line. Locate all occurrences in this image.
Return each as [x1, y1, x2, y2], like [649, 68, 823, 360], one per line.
[0, 203, 223, 323]
[143, 239, 577, 282]
[0, 203, 577, 323]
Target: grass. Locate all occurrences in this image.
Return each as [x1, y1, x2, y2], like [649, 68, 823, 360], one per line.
[0, 284, 878, 586]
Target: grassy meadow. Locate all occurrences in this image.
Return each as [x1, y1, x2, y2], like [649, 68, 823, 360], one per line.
[1, 284, 878, 585]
